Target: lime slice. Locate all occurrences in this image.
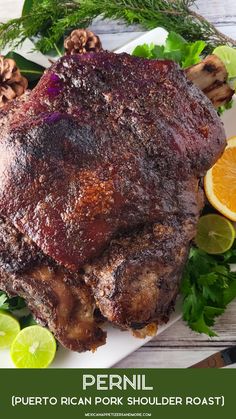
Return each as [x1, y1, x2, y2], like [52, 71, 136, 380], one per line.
[213, 46, 236, 79]
[195, 214, 235, 254]
[10, 325, 56, 368]
[0, 312, 20, 349]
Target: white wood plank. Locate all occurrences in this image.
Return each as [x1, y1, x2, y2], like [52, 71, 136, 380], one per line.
[148, 301, 236, 346]
[213, 25, 236, 40]
[192, 0, 236, 22]
[192, 0, 236, 40]
[116, 301, 236, 367]
[114, 347, 236, 368]
[0, 0, 22, 19]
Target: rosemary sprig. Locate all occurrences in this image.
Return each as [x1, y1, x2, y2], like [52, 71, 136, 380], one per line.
[0, 0, 236, 54]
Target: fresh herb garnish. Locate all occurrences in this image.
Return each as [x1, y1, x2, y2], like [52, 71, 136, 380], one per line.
[0, 291, 26, 313]
[0, 291, 35, 330]
[0, 292, 9, 310]
[0, 0, 236, 55]
[133, 31, 206, 68]
[0, 292, 37, 331]
[181, 244, 236, 336]
[218, 99, 233, 116]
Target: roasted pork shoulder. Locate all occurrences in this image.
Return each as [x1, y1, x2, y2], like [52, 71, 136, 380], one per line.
[0, 52, 226, 350]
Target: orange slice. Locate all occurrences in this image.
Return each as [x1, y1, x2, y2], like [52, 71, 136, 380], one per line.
[204, 136, 236, 221]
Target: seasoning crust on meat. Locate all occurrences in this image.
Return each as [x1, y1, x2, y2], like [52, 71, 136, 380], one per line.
[0, 52, 226, 350]
[0, 216, 106, 351]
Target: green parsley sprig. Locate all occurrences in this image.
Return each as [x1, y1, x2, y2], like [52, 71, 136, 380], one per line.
[181, 244, 236, 336]
[0, 291, 36, 329]
[0, 291, 26, 312]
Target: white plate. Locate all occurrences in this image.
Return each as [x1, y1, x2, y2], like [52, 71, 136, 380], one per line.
[0, 27, 235, 368]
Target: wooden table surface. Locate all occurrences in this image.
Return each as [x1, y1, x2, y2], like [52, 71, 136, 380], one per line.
[1, 0, 236, 368]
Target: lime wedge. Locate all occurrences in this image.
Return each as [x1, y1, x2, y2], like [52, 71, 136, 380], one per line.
[10, 325, 56, 368]
[195, 214, 235, 254]
[213, 45, 236, 79]
[0, 312, 20, 349]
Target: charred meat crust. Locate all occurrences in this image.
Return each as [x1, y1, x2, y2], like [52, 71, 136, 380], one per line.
[0, 215, 106, 351]
[0, 52, 226, 350]
[0, 53, 225, 271]
[84, 216, 197, 329]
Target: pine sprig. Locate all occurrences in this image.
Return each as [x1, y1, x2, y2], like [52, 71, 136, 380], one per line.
[0, 0, 236, 54]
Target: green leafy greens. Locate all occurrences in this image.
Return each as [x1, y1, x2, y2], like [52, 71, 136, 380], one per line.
[217, 100, 234, 116]
[0, 292, 9, 310]
[181, 245, 236, 336]
[0, 291, 26, 312]
[133, 31, 206, 67]
[0, 291, 36, 329]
